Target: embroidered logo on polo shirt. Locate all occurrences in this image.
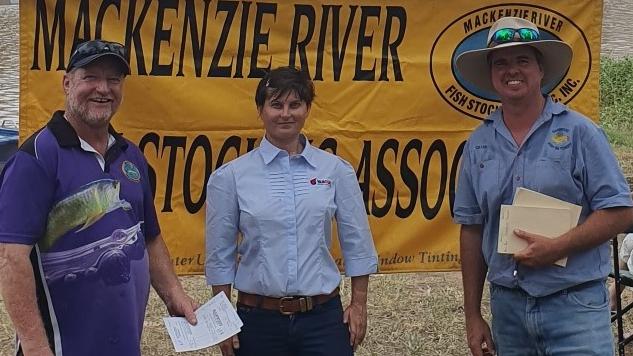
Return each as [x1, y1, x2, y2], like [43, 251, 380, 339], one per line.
[121, 161, 141, 182]
[310, 177, 331, 186]
[547, 128, 571, 150]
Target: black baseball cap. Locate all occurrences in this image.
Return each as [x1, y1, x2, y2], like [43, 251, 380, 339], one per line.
[67, 40, 131, 75]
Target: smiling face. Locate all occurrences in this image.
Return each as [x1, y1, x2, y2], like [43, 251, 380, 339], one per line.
[489, 45, 544, 103]
[258, 89, 309, 149]
[63, 56, 124, 129]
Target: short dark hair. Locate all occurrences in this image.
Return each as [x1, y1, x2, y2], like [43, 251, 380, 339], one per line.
[254, 66, 315, 108]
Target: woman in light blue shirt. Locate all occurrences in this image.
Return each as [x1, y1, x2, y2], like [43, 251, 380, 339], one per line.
[206, 66, 378, 356]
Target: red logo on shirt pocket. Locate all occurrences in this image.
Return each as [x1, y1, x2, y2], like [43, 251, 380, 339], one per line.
[310, 177, 331, 186]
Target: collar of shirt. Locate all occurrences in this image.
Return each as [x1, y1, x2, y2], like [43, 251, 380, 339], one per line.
[48, 110, 127, 149]
[258, 134, 318, 168]
[77, 134, 116, 171]
[485, 96, 568, 146]
[485, 96, 567, 125]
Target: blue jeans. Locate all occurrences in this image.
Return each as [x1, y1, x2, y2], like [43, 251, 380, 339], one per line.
[234, 295, 353, 356]
[490, 280, 613, 356]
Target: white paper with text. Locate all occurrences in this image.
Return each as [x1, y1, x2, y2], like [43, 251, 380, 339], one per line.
[163, 292, 242, 352]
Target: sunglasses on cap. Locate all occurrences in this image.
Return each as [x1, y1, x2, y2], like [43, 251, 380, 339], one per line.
[67, 40, 128, 72]
[488, 28, 539, 48]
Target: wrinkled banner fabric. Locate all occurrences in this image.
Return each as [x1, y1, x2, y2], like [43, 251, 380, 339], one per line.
[20, 0, 602, 274]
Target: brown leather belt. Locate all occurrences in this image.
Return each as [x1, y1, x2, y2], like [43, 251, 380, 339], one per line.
[237, 287, 340, 315]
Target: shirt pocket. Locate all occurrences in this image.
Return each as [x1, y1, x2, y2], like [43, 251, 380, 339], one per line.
[531, 157, 578, 203]
[474, 159, 500, 206]
[476, 159, 499, 185]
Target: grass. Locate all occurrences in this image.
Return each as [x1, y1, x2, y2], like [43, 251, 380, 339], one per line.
[601, 56, 633, 148]
[1, 59, 633, 355]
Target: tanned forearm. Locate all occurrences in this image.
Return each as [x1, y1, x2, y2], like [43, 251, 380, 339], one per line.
[147, 234, 186, 305]
[558, 207, 633, 256]
[148, 234, 198, 324]
[460, 224, 487, 320]
[0, 243, 52, 354]
[350, 275, 369, 305]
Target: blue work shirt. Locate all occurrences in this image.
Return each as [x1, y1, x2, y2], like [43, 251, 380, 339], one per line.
[205, 135, 378, 297]
[453, 97, 633, 297]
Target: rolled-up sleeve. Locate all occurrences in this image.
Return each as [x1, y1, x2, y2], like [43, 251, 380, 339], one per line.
[581, 127, 633, 210]
[453, 140, 484, 225]
[334, 159, 378, 277]
[205, 164, 240, 286]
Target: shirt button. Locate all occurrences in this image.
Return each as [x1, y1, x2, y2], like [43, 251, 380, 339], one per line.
[480, 163, 484, 168]
[516, 176, 521, 181]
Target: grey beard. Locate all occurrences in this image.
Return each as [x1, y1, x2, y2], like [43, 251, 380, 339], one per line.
[66, 98, 113, 129]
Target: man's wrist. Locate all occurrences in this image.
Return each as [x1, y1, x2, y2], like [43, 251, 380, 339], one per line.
[554, 233, 573, 258]
[158, 286, 181, 306]
[464, 308, 483, 321]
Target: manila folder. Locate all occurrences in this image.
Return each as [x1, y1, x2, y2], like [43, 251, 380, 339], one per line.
[498, 205, 573, 266]
[513, 187, 581, 227]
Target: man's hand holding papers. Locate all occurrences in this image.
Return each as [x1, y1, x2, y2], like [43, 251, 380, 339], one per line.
[513, 229, 570, 267]
[498, 187, 582, 268]
[163, 291, 243, 352]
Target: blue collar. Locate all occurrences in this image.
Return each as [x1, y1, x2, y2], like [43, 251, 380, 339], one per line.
[258, 134, 317, 168]
[486, 96, 568, 128]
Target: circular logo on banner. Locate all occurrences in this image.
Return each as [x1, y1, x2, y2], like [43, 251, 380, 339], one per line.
[430, 4, 592, 120]
[121, 160, 141, 183]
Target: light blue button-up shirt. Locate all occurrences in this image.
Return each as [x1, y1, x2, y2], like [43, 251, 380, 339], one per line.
[454, 97, 633, 297]
[205, 135, 378, 297]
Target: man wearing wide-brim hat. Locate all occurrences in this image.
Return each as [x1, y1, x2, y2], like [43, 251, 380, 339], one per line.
[453, 17, 633, 355]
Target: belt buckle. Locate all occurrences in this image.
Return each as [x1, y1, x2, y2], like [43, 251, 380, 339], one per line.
[279, 296, 296, 315]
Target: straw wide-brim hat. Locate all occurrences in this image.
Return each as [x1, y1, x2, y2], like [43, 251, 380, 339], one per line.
[455, 17, 573, 94]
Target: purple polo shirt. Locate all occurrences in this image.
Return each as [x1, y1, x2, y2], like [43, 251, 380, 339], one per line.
[0, 111, 160, 355]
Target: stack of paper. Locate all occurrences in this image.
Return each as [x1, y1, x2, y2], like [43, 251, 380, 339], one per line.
[498, 187, 582, 267]
[163, 291, 243, 352]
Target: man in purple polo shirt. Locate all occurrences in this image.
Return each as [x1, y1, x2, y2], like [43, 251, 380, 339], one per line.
[0, 40, 197, 355]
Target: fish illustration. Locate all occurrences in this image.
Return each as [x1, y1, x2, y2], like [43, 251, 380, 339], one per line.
[41, 179, 132, 250]
[40, 222, 144, 286]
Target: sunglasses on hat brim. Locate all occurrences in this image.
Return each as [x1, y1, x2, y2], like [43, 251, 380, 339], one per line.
[488, 28, 540, 48]
[68, 40, 127, 72]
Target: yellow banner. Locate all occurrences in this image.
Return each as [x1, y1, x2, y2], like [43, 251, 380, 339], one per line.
[20, 0, 602, 274]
